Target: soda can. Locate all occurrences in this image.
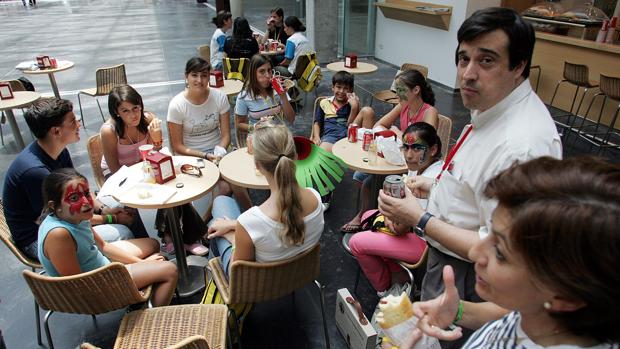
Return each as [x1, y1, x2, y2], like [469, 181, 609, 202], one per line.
[362, 130, 373, 151]
[270, 41, 279, 51]
[383, 175, 406, 198]
[271, 77, 285, 94]
[348, 123, 358, 143]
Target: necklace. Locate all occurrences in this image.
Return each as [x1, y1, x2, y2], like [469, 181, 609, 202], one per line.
[125, 127, 139, 145]
[408, 100, 425, 125]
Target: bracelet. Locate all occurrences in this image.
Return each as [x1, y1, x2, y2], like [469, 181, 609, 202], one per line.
[453, 300, 464, 325]
[106, 214, 114, 224]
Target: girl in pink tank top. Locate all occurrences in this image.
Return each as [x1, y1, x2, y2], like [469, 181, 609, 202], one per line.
[373, 69, 439, 135]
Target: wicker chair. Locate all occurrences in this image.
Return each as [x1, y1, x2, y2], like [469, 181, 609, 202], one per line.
[308, 96, 329, 140]
[77, 64, 127, 126]
[23, 262, 152, 349]
[291, 52, 321, 108]
[83, 333, 216, 349]
[197, 45, 211, 62]
[208, 243, 329, 349]
[86, 134, 106, 189]
[437, 114, 453, 160]
[0, 199, 44, 345]
[370, 63, 428, 108]
[395, 246, 429, 298]
[112, 304, 228, 349]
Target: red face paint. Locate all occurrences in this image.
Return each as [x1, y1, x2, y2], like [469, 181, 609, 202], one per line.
[63, 181, 93, 215]
[403, 133, 417, 145]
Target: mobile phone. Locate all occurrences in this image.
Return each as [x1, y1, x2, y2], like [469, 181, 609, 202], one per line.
[196, 158, 205, 168]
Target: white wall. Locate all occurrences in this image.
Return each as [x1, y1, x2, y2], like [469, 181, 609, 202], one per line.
[374, 0, 500, 89]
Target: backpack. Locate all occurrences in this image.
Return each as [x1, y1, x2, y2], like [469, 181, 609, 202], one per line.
[296, 52, 322, 92]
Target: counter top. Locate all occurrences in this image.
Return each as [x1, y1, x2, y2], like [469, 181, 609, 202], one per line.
[536, 31, 620, 55]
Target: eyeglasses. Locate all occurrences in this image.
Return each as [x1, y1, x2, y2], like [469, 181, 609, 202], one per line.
[401, 143, 427, 152]
[181, 164, 202, 177]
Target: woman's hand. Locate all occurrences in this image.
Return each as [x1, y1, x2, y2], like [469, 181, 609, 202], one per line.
[148, 118, 163, 149]
[144, 253, 166, 262]
[412, 266, 463, 340]
[206, 218, 236, 239]
[407, 176, 434, 199]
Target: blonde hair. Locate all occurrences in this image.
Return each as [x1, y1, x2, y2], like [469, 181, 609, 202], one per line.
[252, 122, 304, 245]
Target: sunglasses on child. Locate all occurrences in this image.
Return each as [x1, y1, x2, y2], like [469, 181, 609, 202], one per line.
[400, 143, 427, 152]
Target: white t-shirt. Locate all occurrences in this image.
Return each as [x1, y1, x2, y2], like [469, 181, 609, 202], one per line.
[408, 160, 443, 210]
[210, 28, 227, 68]
[284, 32, 311, 75]
[464, 311, 618, 349]
[237, 188, 324, 263]
[167, 89, 230, 152]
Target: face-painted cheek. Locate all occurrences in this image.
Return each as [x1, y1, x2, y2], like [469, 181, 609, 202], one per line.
[63, 182, 92, 215]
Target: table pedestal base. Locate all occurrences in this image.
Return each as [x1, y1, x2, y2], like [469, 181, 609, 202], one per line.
[170, 262, 206, 297]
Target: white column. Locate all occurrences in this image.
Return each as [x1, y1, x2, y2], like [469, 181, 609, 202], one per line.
[305, 0, 338, 64]
[230, 0, 242, 18]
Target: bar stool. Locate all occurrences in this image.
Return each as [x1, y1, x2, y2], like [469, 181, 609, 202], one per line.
[549, 62, 599, 134]
[571, 73, 620, 155]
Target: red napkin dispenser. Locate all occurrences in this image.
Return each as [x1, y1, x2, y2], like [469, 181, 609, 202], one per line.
[146, 151, 176, 184]
[344, 54, 357, 68]
[0, 83, 14, 100]
[36, 56, 51, 69]
[210, 70, 224, 87]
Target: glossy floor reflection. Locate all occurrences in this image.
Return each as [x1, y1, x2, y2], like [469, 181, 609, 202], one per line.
[0, 1, 617, 348]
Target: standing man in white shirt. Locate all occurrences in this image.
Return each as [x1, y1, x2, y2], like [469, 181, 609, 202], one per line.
[378, 7, 562, 347]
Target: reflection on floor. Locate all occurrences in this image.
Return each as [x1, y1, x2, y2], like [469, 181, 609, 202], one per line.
[0, 1, 618, 348]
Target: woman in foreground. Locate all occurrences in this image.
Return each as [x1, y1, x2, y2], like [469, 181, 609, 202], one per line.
[399, 156, 620, 349]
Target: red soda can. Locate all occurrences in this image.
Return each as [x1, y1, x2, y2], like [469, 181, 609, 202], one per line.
[270, 41, 279, 51]
[348, 123, 358, 143]
[383, 175, 406, 198]
[271, 77, 285, 94]
[362, 130, 372, 151]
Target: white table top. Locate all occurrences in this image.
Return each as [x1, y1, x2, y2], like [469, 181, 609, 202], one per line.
[22, 61, 74, 75]
[0, 91, 41, 110]
[326, 61, 378, 74]
[260, 50, 285, 56]
[332, 138, 407, 175]
[212, 79, 244, 97]
[218, 147, 269, 189]
[113, 156, 220, 209]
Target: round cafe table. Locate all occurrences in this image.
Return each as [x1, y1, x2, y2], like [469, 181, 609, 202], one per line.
[23, 60, 74, 99]
[332, 138, 407, 208]
[212, 79, 244, 97]
[219, 147, 268, 189]
[113, 156, 220, 297]
[326, 61, 378, 75]
[0, 91, 41, 150]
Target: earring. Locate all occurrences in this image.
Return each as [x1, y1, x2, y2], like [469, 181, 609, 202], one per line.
[543, 301, 552, 310]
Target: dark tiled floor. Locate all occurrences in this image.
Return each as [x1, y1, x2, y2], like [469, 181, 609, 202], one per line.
[1, 1, 618, 348]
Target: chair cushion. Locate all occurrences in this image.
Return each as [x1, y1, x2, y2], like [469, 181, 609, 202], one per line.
[114, 304, 228, 349]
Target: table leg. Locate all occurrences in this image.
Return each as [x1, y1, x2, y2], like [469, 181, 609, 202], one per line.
[165, 206, 206, 297]
[370, 174, 384, 209]
[47, 73, 60, 99]
[3, 109, 25, 149]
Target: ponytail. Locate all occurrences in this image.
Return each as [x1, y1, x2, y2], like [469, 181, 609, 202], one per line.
[396, 69, 436, 106]
[274, 155, 305, 245]
[252, 122, 305, 246]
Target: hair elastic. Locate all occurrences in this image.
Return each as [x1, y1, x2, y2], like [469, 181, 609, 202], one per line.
[278, 153, 286, 160]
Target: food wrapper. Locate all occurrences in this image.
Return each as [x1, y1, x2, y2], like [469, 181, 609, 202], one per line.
[213, 145, 227, 158]
[376, 136, 405, 165]
[381, 316, 441, 349]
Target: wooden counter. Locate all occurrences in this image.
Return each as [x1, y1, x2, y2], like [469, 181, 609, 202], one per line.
[532, 32, 620, 126]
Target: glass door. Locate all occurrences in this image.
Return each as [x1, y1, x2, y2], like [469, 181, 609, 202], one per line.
[339, 0, 376, 57]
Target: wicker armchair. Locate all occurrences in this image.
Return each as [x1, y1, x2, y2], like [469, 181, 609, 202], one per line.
[208, 243, 329, 348]
[437, 114, 453, 160]
[197, 45, 211, 62]
[83, 333, 216, 349]
[87, 134, 106, 189]
[0, 199, 44, 344]
[370, 63, 428, 107]
[23, 262, 152, 349]
[77, 64, 127, 126]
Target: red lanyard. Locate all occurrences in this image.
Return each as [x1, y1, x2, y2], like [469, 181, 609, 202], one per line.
[436, 124, 473, 180]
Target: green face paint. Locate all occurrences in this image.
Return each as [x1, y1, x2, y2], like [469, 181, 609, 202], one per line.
[394, 83, 408, 101]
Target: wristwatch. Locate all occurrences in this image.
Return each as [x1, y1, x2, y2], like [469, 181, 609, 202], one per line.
[414, 212, 434, 238]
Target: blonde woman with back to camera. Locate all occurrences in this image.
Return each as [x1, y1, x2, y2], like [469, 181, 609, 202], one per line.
[205, 121, 324, 277]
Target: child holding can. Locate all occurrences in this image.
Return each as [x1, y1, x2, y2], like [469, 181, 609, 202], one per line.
[348, 122, 444, 295]
[311, 70, 374, 152]
[235, 54, 296, 133]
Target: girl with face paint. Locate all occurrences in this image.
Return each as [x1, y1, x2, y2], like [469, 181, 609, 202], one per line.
[369, 69, 439, 139]
[347, 122, 443, 294]
[37, 168, 179, 307]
